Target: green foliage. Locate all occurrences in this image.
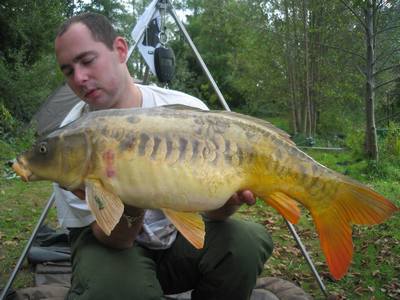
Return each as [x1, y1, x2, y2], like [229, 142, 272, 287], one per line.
[0, 1, 68, 127]
[367, 159, 400, 181]
[344, 127, 365, 157]
[0, 102, 35, 161]
[341, 122, 400, 180]
[0, 52, 63, 123]
[0, 1, 67, 64]
[0, 103, 18, 139]
[361, 122, 400, 180]
[0, 128, 36, 164]
[381, 122, 400, 160]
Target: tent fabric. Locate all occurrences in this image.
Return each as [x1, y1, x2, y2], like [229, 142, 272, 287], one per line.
[32, 83, 81, 136]
[32, 79, 144, 137]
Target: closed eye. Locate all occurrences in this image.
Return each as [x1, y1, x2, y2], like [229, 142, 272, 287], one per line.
[82, 56, 95, 65]
[61, 66, 73, 77]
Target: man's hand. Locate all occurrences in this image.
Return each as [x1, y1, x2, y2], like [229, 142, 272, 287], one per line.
[91, 205, 144, 249]
[67, 187, 143, 249]
[205, 190, 256, 221]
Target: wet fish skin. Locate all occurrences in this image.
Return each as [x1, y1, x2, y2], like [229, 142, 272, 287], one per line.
[12, 105, 398, 280]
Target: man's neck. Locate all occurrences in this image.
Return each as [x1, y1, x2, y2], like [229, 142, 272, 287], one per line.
[112, 79, 142, 109]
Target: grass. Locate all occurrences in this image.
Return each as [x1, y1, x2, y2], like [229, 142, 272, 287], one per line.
[0, 135, 57, 290]
[0, 147, 399, 299]
[0, 177, 55, 290]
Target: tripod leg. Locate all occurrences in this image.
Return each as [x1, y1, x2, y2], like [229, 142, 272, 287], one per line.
[0, 193, 55, 300]
[285, 220, 328, 297]
[168, 4, 231, 112]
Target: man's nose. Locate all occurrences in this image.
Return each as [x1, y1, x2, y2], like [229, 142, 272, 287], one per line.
[73, 66, 89, 85]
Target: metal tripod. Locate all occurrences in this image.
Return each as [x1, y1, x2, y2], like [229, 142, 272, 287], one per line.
[1, 1, 328, 298]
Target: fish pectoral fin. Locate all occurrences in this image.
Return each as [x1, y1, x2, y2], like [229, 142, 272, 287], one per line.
[162, 208, 205, 249]
[85, 179, 124, 236]
[264, 192, 301, 224]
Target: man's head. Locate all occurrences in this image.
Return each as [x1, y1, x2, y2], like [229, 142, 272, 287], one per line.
[57, 13, 117, 50]
[55, 13, 138, 110]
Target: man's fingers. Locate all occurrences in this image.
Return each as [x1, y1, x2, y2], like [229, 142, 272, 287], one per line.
[228, 190, 256, 206]
[239, 190, 256, 205]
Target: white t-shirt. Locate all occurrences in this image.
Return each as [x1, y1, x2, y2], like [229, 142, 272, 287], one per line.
[54, 84, 208, 249]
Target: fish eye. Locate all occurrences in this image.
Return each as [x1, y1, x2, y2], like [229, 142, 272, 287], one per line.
[38, 142, 48, 154]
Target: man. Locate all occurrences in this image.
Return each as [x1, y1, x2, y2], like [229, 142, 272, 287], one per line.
[54, 12, 273, 300]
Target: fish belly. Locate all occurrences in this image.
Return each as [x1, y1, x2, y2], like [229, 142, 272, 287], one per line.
[97, 137, 245, 212]
[120, 159, 239, 211]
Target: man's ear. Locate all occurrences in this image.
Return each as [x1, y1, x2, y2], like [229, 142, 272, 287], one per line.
[113, 37, 129, 63]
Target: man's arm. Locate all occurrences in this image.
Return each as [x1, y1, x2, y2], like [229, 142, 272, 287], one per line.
[72, 189, 144, 249]
[91, 206, 144, 249]
[204, 190, 256, 221]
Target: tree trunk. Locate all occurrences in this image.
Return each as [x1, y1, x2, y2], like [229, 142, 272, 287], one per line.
[309, 0, 322, 137]
[289, 0, 302, 132]
[364, 0, 379, 160]
[302, 0, 312, 137]
[284, 0, 298, 134]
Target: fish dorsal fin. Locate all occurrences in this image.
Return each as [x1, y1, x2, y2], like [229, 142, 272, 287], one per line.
[264, 192, 301, 224]
[162, 208, 205, 249]
[216, 111, 294, 146]
[159, 105, 293, 145]
[161, 104, 204, 111]
[85, 179, 124, 235]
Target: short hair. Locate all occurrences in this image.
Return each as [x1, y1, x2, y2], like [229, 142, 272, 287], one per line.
[56, 12, 117, 50]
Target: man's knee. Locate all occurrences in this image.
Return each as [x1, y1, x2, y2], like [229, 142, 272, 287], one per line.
[206, 218, 273, 252]
[68, 229, 164, 300]
[67, 267, 164, 300]
[203, 218, 273, 273]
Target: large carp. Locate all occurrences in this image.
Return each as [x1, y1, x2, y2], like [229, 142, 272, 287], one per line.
[13, 105, 398, 280]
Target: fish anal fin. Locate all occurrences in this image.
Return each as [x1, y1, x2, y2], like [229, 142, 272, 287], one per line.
[85, 179, 124, 236]
[162, 208, 205, 249]
[263, 192, 301, 224]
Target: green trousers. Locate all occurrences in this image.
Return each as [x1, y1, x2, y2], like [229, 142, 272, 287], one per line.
[66, 218, 273, 300]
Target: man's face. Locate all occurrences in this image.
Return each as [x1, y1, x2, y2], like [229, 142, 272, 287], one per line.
[55, 23, 124, 110]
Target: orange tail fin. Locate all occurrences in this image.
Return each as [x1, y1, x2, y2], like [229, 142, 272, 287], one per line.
[312, 179, 398, 280]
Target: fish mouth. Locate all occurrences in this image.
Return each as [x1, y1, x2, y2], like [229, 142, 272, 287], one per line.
[12, 158, 33, 182]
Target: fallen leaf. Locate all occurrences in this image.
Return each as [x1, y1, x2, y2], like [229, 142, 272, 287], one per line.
[372, 270, 380, 277]
[3, 240, 17, 246]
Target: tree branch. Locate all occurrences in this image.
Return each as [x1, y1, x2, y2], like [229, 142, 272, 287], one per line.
[339, 0, 367, 30]
[377, 111, 400, 124]
[373, 63, 400, 76]
[375, 25, 400, 36]
[375, 47, 400, 64]
[374, 76, 400, 90]
[315, 42, 366, 61]
[356, 65, 366, 76]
